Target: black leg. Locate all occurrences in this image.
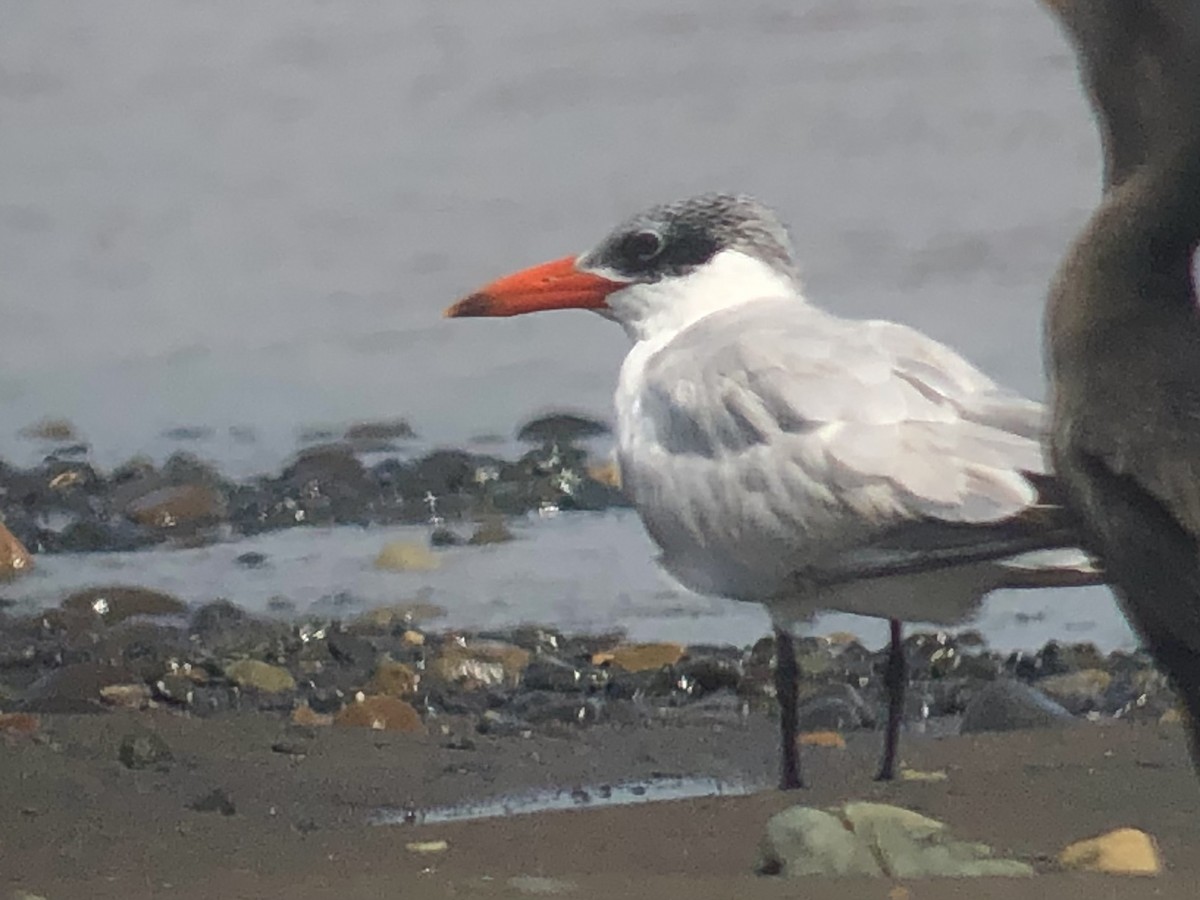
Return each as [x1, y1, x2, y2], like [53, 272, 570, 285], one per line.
[876, 618, 905, 782]
[773, 627, 803, 790]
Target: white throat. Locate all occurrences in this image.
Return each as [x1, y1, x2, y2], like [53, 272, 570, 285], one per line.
[602, 249, 801, 345]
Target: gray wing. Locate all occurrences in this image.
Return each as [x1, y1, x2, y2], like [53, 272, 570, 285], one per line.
[640, 297, 1050, 532]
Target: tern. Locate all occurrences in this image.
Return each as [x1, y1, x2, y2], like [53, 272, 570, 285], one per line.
[1045, 0, 1200, 772]
[447, 193, 1099, 788]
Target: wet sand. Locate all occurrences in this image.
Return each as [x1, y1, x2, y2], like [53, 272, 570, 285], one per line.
[4, 710, 1198, 899]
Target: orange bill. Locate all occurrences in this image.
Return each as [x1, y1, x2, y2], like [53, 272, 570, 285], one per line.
[445, 256, 624, 318]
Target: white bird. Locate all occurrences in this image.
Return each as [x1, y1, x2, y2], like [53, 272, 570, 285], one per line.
[446, 193, 1100, 788]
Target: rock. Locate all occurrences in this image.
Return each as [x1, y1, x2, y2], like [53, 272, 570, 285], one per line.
[1059, 828, 1161, 876]
[344, 419, 416, 442]
[126, 483, 225, 529]
[224, 660, 295, 694]
[21, 662, 137, 713]
[118, 731, 173, 770]
[759, 803, 1036, 879]
[429, 527, 463, 547]
[758, 806, 883, 877]
[798, 731, 846, 749]
[842, 802, 1034, 878]
[0, 713, 39, 734]
[960, 679, 1074, 733]
[797, 683, 873, 732]
[0, 522, 33, 579]
[374, 541, 439, 572]
[522, 657, 586, 692]
[334, 695, 424, 732]
[189, 788, 236, 815]
[593, 642, 685, 672]
[468, 517, 514, 545]
[1036, 669, 1112, 714]
[364, 661, 419, 698]
[191, 601, 291, 655]
[326, 631, 377, 669]
[291, 704, 334, 727]
[350, 602, 447, 633]
[516, 412, 610, 444]
[19, 417, 79, 441]
[235, 551, 268, 568]
[153, 674, 195, 706]
[431, 640, 531, 689]
[162, 425, 214, 442]
[61, 586, 186, 623]
[674, 652, 743, 696]
[99, 683, 152, 709]
[54, 517, 159, 553]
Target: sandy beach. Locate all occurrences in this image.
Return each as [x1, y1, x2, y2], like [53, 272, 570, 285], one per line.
[4, 706, 1198, 899]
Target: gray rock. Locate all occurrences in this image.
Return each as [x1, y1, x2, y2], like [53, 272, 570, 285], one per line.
[960, 679, 1074, 733]
[189, 788, 236, 815]
[758, 806, 883, 877]
[797, 683, 873, 731]
[118, 731, 173, 770]
[1036, 669, 1111, 715]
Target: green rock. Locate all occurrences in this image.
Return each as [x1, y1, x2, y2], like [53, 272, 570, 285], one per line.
[760, 802, 1035, 879]
[842, 803, 1035, 879]
[758, 807, 882, 877]
[224, 659, 295, 693]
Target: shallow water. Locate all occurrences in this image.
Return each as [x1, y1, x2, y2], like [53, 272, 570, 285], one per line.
[1, 0, 1096, 472]
[2, 510, 1133, 653]
[374, 775, 761, 826]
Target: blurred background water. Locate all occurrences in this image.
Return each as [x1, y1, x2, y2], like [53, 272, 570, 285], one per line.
[0, 0, 1128, 649]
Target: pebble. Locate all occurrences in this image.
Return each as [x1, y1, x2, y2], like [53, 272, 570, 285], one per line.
[292, 704, 334, 727]
[959, 679, 1075, 733]
[125, 483, 225, 529]
[1036, 668, 1113, 714]
[365, 661, 419, 698]
[796, 683, 872, 732]
[21, 662, 138, 713]
[334, 695, 425, 732]
[19, 417, 80, 441]
[1059, 828, 1161, 876]
[118, 731, 173, 770]
[0, 713, 39, 734]
[374, 541, 440, 572]
[344, 419, 416, 442]
[431, 640, 531, 689]
[189, 788, 236, 816]
[798, 731, 846, 749]
[61, 585, 186, 623]
[224, 659, 296, 694]
[99, 683, 152, 709]
[0, 522, 33, 579]
[468, 517, 514, 545]
[592, 642, 685, 672]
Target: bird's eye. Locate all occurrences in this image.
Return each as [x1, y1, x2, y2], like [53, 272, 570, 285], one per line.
[626, 229, 665, 262]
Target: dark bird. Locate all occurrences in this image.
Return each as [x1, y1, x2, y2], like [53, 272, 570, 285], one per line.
[1044, 0, 1200, 771]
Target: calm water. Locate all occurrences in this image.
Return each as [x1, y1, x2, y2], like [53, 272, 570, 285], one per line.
[1, 0, 1129, 650]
